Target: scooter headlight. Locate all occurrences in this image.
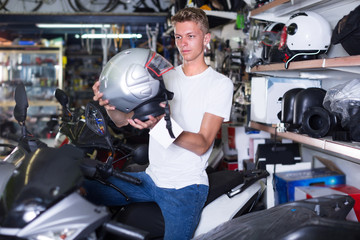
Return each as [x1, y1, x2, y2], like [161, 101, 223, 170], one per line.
[18, 199, 46, 223]
[30, 228, 80, 240]
[3, 198, 46, 228]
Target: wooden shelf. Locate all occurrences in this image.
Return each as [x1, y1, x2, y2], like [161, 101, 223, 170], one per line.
[251, 55, 360, 72]
[204, 10, 237, 20]
[250, 55, 360, 80]
[250, 0, 290, 17]
[250, 121, 360, 161]
[249, 0, 358, 24]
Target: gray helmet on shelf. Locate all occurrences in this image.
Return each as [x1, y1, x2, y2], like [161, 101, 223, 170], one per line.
[99, 48, 174, 121]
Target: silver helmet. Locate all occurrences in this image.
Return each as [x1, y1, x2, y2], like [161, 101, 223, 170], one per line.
[99, 48, 174, 121]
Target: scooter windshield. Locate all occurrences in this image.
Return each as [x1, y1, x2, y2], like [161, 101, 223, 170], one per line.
[0, 145, 83, 228]
[2, 146, 27, 167]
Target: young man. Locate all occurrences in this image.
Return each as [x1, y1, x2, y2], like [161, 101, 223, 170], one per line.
[88, 7, 233, 239]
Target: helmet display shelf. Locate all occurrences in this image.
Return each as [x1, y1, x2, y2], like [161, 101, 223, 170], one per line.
[247, 0, 360, 165]
[249, 0, 360, 81]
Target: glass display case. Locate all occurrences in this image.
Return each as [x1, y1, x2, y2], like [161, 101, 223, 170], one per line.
[0, 45, 63, 138]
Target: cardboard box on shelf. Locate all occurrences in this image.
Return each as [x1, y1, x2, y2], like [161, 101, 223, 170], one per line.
[266, 162, 312, 209]
[250, 76, 321, 124]
[274, 167, 346, 205]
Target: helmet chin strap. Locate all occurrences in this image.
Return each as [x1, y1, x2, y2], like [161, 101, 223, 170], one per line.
[164, 92, 175, 139]
[285, 49, 321, 69]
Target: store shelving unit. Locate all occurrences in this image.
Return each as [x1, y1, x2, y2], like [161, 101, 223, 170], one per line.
[249, 0, 358, 24]
[250, 55, 360, 80]
[250, 121, 360, 161]
[248, 0, 360, 162]
[0, 45, 63, 103]
[0, 45, 63, 137]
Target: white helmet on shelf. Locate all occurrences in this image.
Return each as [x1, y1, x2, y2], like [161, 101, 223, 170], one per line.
[279, 11, 332, 68]
[285, 11, 332, 51]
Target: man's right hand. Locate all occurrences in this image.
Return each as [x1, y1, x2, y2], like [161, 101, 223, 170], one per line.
[92, 80, 133, 127]
[92, 80, 115, 111]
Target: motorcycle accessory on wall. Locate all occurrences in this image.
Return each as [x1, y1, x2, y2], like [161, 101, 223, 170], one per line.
[301, 106, 338, 138]
[279, 12, 332, 69]
[292, 87, 339, 138]
[293, 88, 327, 127]
[99, 48, 175, 138]
[331, 4, 360, 56]
[280, 88, 304, 126]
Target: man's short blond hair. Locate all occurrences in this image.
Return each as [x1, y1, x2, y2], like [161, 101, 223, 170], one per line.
[171, 7, 210, 34]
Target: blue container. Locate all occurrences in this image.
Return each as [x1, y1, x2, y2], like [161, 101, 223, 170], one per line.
[274, 167, 345, 205]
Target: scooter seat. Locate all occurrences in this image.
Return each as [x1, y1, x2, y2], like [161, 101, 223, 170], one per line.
[205, 170, 244, 206]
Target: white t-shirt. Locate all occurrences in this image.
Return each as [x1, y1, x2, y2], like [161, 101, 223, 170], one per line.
[145, 66, 233, 189]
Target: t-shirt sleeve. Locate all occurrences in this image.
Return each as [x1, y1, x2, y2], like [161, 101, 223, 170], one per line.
[206, 76, 234, 121]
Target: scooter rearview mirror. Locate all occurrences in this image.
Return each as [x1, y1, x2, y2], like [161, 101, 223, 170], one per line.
[85, 102, 115, 163]
[55, 88, 69, 107]
[85, 102, 108, 137]
[132, 144, 149, 165]
[55, 88, 72, 120]
[14, 82, 29, 124]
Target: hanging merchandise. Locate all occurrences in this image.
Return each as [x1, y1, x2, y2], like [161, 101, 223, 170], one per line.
[101, 27, 112, 69]
[146, 24, 159, 52]
[279, 11, 332, 69]
[183, 0, 247, 11]
[331, 4, 360, 56]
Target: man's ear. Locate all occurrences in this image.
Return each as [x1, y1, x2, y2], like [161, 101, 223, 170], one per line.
[204, 33, 211, 46]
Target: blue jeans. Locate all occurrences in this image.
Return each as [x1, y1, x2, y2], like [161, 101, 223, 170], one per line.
[83, 172, 209, 240]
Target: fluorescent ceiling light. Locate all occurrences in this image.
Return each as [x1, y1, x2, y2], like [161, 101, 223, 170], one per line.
[76, 33, 142, 39]
[36, 23, 111, 28]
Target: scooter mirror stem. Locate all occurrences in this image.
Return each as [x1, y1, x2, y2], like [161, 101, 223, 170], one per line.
[21, 124, 26, 137]
[104, 135, 115, 165]
[97, 160, 113, 179]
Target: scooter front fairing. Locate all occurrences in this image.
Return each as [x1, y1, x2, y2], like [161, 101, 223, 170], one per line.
[0, 145, 83, 229]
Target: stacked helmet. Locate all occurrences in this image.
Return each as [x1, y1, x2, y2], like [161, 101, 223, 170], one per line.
[261, 22, 285, 48]
[260, 22, 285, 63]
[99, 48, 174, 121]
[279, 11, 332, 68]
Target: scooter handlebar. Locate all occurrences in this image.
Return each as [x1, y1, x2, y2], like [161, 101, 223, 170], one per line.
[103, 220, 149, 239]
[112, 170, 142, 185]
[80, 158, 142, 185]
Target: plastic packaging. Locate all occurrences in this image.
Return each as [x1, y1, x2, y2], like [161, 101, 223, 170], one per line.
[323, 79, 360, 128]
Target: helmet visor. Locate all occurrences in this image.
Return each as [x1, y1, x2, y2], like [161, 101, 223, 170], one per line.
[146, 51, 174, 78]
[261, 31, 281, 46]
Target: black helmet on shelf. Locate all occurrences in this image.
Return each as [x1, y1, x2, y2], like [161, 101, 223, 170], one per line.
[331, 4, 360, 56]
[99, 48, 174, 122]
